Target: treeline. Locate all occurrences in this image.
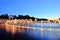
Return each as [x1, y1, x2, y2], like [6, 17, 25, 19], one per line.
[0, 14, 48, 21]
[0, 14, 35, 21]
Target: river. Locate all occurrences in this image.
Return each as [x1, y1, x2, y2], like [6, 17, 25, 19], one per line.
[0, 22, 60, 40]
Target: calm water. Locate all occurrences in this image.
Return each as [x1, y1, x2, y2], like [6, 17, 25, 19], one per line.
[0, 23, 60, 40]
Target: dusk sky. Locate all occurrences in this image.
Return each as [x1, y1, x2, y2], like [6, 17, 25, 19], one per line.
[0, 0, 60, 18]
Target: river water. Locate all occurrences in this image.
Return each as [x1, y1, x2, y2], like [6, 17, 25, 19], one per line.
[0, 22, 60, 40]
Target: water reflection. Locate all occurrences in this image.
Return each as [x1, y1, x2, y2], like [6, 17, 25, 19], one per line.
[0, 23, 60, 40]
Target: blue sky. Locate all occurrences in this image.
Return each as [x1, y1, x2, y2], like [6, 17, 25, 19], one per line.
[0, 0, 60, 18]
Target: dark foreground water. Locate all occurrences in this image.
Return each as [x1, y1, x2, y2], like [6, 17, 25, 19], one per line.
[0, 23, 60, 40]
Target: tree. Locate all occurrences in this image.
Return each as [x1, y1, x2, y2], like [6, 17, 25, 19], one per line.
[31, 17, 35, 21]
[24, 15, 30, 19]
[0, 14, 8, 19]
[13, 15, 17, 19]
[18, 15, 23, 19]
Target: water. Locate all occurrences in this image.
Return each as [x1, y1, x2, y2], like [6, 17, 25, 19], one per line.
[0, 22, 60, 40]
[16, 22, 60, 28]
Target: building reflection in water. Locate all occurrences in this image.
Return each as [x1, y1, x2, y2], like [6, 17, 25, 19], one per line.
[5, 23, 25, 34]
[0, 23, 60, 40]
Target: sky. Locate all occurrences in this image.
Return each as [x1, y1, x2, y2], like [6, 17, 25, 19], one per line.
[0, 0, 60, 18]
